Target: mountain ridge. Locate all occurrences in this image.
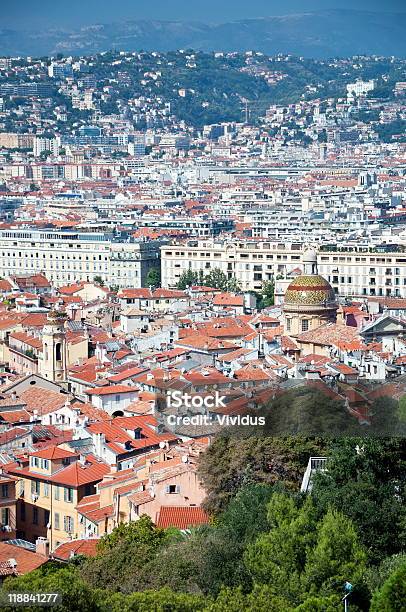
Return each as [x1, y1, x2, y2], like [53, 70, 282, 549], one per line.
[1, 10, 405, 58]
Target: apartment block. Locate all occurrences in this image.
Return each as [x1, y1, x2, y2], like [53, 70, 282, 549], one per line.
[0, 229, 164, 288]
[5, 446, 109, 550]
[161, 240, 406, 298]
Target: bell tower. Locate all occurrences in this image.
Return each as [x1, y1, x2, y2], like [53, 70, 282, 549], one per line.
[39, 310, 68, 383]
[303, 248, 318, 276]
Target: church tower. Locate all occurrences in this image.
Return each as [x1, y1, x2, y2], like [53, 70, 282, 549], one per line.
[39, 310, 68, 383]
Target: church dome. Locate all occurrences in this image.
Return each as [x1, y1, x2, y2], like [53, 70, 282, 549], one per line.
[284, 274, 337, 312]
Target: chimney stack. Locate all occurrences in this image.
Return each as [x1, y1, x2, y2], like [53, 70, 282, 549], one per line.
[35, 537, 50, 558]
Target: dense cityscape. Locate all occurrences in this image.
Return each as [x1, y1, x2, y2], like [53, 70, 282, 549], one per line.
[0, 17, 404, 612]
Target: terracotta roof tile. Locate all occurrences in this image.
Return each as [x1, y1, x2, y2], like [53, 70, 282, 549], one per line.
[156, 506, 209, 529]
[52, 538, 100, 561]
[0, 543, 47, 575]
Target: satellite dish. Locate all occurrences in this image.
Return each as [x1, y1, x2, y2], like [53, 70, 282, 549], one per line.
[159, 441, 166, 449]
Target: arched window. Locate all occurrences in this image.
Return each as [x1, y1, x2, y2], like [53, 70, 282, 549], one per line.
[55, 342, 62, 362]
[44, 343, 48, 360]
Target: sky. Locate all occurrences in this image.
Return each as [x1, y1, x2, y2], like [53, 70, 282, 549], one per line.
[1, 0, 405, 30]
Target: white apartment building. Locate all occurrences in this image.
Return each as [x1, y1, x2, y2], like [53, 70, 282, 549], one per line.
[346, 79, 375, 100]
[33, 137, 59, 158]
[0, 229, 163, 288]
[161, 240, 406, 298]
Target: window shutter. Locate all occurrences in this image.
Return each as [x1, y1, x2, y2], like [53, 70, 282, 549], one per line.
[175, 485, 180, 494]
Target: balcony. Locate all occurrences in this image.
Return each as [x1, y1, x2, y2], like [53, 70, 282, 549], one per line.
[300, 457, 327, 493]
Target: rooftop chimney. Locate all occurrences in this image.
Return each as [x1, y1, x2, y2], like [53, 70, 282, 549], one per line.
[35, 537, 50, 558]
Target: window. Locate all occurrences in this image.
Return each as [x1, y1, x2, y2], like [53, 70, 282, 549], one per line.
[33, 507, 39, 525]
[64, 515, 74, 533]
[166, 484, 180, 494]
[42, 459, 49, 470]
[54, 512, 60, 530]
[1, 507, 9, 526]
[286, 319, 291, 332]
[54, 485, 60, 500]
[19, 481, 24, 497]
[31, 480, 40, 495]
[44, 509, 50, 527]
[43, 483, 49, 497]
[64, 487, 73, 503]
[20, 502, 26, 522]
[1, 484, 9, 498]
[301, 319, 309, 332]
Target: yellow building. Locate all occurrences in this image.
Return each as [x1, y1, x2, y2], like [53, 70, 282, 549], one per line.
[0, 474, 17, 540]
[5, 446, 109, 551]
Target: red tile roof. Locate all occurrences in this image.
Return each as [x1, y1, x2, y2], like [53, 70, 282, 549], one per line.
[0, 542, 47, 575]
[85, 385, 136, 396]
[156, 506, 209, 529]
[52, 538, 100, 561]
[30, 445, 78, 460]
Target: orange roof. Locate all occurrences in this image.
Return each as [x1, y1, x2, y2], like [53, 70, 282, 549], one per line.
[0, 280, 12, 292]
[85, 385, 137, 396]
[0, 409, 31, 423]
[9, 331, 42, 350]
[17, 387, 70, 416]
[176, 335, 236, 351]
[52, 538, 100, 561]
[107, 366, 148, 383]
[213, 293, 244, 306]
[0, 542, 47, 575]
[30, 445, 78, 460]
[156, 506, 209, 529]
[49, 458, 110, 487]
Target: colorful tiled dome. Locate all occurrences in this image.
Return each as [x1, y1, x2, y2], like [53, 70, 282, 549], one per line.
[284, 274, 337, 310]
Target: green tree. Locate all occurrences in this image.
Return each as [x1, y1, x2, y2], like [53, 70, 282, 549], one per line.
[100, 588, 207, 612]
[207, 585, 292, 611]
[93, 275, 105, 287]
[370, 561, 406, 612]
[366, 552, 406, 594]
[176, 269, 201, 290]
[144, 267, 161, 288]
[302, 508, 367, 597]
[257, 279, 274, 309]
[312, 438, 406, 563]
[204, 268, 240, 292]
[1, 564, 96, 612]
[39, 149, 52, 161]
[245, 493, 317, 604]
[294, 595, 340, 611]
[83, 516, 168, 593]
[97, 515, 164, 553]
[198, 432, 328, 514]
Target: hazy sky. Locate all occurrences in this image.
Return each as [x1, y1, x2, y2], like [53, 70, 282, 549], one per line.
[2, 0, 405, 30]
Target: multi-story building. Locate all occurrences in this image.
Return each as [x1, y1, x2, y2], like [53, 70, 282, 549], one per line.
[161, 240, 406, 298]
[5, 446, 109, 550]
[48, 62, 74, 79]
[0, 133, 35, 150]
[0, 229, 164, 288]
[0, 475, 17, 540]
[33, 137, 59, 158]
